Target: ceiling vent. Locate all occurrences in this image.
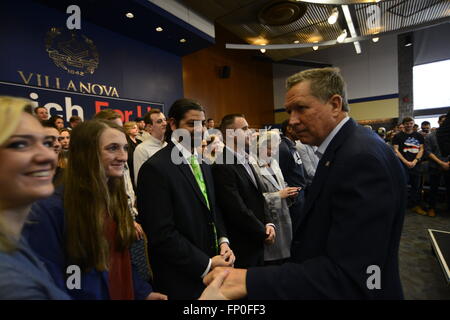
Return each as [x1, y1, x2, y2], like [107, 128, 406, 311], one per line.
[258, 1, 307, 26]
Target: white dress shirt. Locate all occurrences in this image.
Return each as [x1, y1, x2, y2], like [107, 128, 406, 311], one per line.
[295, 140, 319, 185]
[315, 116, 350, 160]
[133, 134, 167, 184]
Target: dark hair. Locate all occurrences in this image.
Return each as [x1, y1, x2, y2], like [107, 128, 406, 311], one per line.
[281, 119, 289, 136]
[42, 119, 57, 129]
[143, 109, 163, 125]
[439, 115, 446, 122]
[421, 121, 430, 126]
[69, 115, 82, 123]
[165, 99, 204, 142]
[402, 117, 414, 124]
[94, 109, 120, 121]
[219, 113, 245, 137]
[207, 118, 214, 122]
[34, 106, 46, 114]
[49, 115, 64, 126]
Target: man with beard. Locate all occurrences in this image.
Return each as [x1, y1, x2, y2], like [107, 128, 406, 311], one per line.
[212, 114, 275, 268]
[135, 117, 146, 141]
[137, 99, 235, 299]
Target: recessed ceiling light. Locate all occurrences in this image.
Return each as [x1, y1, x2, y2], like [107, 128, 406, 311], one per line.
[372, 37, 379, 43]
[313, 41, 319, 50]
[259, 43, 267, 53]
[180, 38, 187, 43]
[294, 40, 300, 44]
[156, 27, 163, 32]
[126, 12, 134, 19]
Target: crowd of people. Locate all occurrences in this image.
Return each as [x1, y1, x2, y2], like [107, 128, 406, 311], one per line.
[1, 67, 448, 300]
[369, 116, 450, 217]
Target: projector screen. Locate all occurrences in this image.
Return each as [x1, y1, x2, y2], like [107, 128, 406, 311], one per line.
[413, 59, 450, 110]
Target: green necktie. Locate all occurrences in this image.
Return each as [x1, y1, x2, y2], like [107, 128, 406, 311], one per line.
[189, 155, 218, 254]
[189, 155, 210, 209]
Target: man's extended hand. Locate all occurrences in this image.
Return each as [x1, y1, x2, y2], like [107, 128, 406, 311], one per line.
[219, 243, 236, 266]
[198, 269, 230, 300]
[203, 267, 248, 300]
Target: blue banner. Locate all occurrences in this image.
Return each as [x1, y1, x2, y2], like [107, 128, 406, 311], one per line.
[0, 80, 164, 123]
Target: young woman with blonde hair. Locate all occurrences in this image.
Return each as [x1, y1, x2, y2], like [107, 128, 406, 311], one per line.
[0, 96, 69, 299]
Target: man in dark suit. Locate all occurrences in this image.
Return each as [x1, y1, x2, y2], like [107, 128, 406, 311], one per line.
[279, 119, 307, 234]
[137, 99, 235, 300]
[205, 68, 406, 299]
[212, 114, 275, 268]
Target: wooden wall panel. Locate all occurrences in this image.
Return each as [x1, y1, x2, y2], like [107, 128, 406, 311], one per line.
[182, 27, 274, 129]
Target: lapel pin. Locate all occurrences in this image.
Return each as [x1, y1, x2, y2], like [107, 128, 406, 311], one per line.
[325, 161, 331, 167]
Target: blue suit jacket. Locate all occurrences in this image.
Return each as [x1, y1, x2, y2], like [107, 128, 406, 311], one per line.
[22, 188, 152, 300]
[278, 136, 307, 233]
[247, 119, 406, 299]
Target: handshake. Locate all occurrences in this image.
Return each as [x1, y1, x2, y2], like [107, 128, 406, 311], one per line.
[199, 266, 247, 300]
[199, 238, 266, 300]
[198, 242, 237, 300]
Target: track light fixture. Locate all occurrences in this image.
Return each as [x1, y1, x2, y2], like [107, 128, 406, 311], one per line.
[328, 7, 339, 25]
[337, 29, 347, 43]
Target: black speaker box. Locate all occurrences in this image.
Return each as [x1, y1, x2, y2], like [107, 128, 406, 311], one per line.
[219, 66, 231, 78]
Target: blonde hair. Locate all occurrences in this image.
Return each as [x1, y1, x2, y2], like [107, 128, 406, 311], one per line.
[123, 121, 137, 134]
[0, 96, 33, 252]
[0, 96, 33, 146]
